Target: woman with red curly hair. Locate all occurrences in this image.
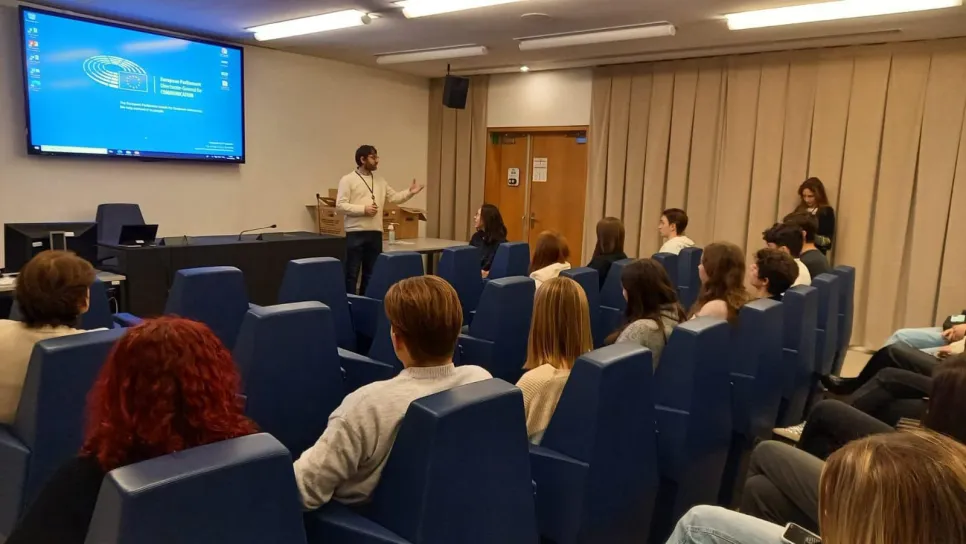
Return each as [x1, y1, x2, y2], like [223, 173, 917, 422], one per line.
[7, 317, 257, 544]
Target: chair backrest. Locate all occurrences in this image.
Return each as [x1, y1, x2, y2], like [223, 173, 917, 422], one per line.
[164, 266, 250, 349]
[365, 252, 424, 300]
[812, 273, 841, 377]
[779, 286, 818, 426]
[830, 266, 855, 376]
[542, 344, 659, 537]
[561, 267, 603, 347]
[81, 278, 115, 330]
[600, 258, 634, 310]
[677, 247, 703, 310]
[468, 277, 535, 382]
[13, 328, 125, 506]
[96, 203, 145, 259]
[277, 257, 356, 351]
[233, 302, 344, 456]
[489, 242, 530, 280]
[731, 299, 784, 439]
[85, 434, 307, 544]
[366, 379, 538, 544]
[652, 253, 679, 291]
[438, 246, 484, 321]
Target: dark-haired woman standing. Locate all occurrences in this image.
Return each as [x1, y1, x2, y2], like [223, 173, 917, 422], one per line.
[794, 177, 835, 254]
[470, 204, 508, 277]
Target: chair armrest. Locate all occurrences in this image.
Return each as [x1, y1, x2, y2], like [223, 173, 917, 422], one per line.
[456, 335, 494, 367]
[347, 295, 381, 340]
[529, 445, 589, 543]
[0, 425, 30, 535]
[114, 313, 143, 327]
[305, 503, 411, 544]
[599, 307, 623, 339]
[338, 349, 395, 393]
[654, 405, 688, 480]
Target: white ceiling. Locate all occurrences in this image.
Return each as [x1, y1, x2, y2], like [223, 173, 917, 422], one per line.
[23, 0, 966, 76]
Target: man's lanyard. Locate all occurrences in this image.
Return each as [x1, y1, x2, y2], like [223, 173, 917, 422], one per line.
[356, 171, 376, 204]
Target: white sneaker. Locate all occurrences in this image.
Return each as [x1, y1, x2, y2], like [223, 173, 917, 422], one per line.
[774, 422, 806, 442]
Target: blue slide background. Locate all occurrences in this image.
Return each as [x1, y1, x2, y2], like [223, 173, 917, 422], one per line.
[23, 9, 244, 159]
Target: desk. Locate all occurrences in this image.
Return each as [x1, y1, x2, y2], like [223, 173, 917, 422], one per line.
[0, 270, 125, 293]
[102, 232, 345, 316]
[384, 238, 466, 275]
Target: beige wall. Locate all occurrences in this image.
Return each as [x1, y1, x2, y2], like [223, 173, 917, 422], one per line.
[486, 69, 592, 128]
[0, 5, 430, 268]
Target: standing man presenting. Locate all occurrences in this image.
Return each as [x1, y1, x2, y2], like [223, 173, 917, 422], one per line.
[338, 145, 424, 294]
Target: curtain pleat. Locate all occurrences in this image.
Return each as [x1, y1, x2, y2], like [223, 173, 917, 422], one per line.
[622, 72, 653, 256]
[639, 67, 675, 257]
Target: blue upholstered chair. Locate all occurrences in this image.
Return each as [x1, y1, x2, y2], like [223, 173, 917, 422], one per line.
[677, 247, 703, 310]
[561, 267, 604, 348]
[437, 246, 484, 323]
[305, 379, 538, 544]
[778, 286, 818, 427]
[0, 328, 124, 538]
[720, 299, 783, 505]
[9, 278, 119, 330]
[233, 302, 345, 457]
[530, 344, 659, 543]
[652, 252, 679, 292]
[488, 242, 530, 280]
[830, 266, 856, 377]
[458, 277, 535, 383]
[84, 434, 307, 544]
[278, 257, 357, 351]
[95, 203, 145, 265]
[599, 258, 634, 339]
[812, 274, 841, 378]
[348, 252, 423, 348]
[649, 317, 732, 541]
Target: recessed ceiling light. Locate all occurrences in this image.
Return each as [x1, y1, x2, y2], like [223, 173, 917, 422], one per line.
[394, 0, 526, 19]
[375, 45, 489, 65]
[517, 23, 676, 51]
[248, 10, 371, 41]
[519, 65, 530, 72]
[726, 0, 963, 30]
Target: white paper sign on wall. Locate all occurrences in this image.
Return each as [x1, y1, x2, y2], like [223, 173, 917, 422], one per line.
[507, 167, 520, 187]
[533, 157, 548, 182]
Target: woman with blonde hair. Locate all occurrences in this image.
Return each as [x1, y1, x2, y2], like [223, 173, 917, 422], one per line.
[667, 429, 966, 544]
[691, 242, 751, 323]
[516, 277, 593, 444]
[529, 231, 571, 291]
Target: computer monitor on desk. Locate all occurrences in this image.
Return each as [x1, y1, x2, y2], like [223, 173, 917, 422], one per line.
[3, 222, 98, 272]
[118, 224, 159, 247]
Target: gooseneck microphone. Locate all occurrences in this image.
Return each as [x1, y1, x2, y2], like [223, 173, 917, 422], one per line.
[238, 224, 277, 241]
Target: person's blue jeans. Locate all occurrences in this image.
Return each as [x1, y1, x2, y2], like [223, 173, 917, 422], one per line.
[667, 506, 785, 544]
[884, 327, 943, 355]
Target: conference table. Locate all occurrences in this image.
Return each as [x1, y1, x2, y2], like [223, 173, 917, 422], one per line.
[0, 270, 127, 318]
[384, 237, 467, 275]
[101, 232, 345, 316]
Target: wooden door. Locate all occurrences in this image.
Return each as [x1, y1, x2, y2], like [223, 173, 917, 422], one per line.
[527, 132, 588, 266]
[484, 133, 529, 242]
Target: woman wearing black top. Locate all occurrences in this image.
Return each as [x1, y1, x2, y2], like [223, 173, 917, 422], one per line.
[587, 217, 627, 288]
[469, 204, 507, 277]
[794, 177, 835, 255]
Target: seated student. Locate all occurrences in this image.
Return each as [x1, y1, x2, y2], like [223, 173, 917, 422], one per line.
[469, 203, 508, 277]
[691, 242, 752, 323]
[670, 430, 966, 544]
[529, 231, 571, 291]
[738, 355, 966, 535]
[0, 250, 94, 426]
[605, 259, 686, 370]
[763, 223, 811, 286]
[821, 339, 956, 395]
[658, 208, 696, 255]
[748, 248, 799, 302]
[883, 310, 966, 355]
[516, 277, 593, 444]
[6, 317, 257, 544]
[783, 212, 831, 279]
[294, 276, 491, 510]
[586, 217, 627, 288]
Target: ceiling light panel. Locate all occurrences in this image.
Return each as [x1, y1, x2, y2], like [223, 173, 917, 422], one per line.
[518, 23, 677, 50]
[726, 0, 963, 30]
[248, 10, 370, 41]
[394, 0, 526, 19]
[376, 45, 489, 64]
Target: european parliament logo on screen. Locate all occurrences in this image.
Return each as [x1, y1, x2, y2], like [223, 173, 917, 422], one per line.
[20, 8, 245, 162]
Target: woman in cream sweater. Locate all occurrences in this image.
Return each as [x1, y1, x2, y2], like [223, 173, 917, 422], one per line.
[516, 276, 593, 444]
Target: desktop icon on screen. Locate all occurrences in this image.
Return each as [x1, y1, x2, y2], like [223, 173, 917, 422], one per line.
[27, 27, 38, 35]
[29, 79, 41, 90]
[221, 80, 229, 87]
[28, 40, 39, 49]
[26, 12, 36, 21]
[29, 67, 40, 77]
[28, 54, 40, 63]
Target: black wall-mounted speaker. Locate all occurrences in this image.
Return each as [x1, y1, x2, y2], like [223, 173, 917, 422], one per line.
[443, 75, 470, 109]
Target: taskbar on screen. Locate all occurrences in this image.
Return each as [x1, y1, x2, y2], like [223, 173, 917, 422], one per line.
[29, 144, 244, 163]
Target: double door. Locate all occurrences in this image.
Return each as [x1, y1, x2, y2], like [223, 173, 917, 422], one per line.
[483, 129, 588, 266]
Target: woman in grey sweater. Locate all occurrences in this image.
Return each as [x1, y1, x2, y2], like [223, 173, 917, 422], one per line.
[605, 258, 687, 370]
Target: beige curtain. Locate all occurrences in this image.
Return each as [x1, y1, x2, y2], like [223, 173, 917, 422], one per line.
[426, 75, 489, 242]
[585, 39, 966, 348]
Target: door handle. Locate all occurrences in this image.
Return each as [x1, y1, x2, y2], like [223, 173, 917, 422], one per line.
[530, 213, 537, 229]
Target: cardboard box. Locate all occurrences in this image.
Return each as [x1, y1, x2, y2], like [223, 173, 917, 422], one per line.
[311, 189, 427, 240]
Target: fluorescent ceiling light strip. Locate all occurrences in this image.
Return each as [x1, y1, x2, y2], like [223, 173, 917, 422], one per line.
[376, 45, 488, 65]
[249, 10, 368, 41]
[394, 0, 525, 19]
[726, 0, 962, 30]
[518, 23, 676, 51]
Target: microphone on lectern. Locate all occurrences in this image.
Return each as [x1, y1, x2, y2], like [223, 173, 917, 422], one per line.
[238, 224, 277, 241]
